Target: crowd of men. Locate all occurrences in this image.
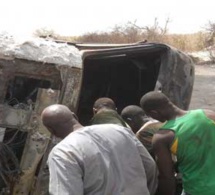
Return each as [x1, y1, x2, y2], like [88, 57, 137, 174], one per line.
[41, 91, 215, 195]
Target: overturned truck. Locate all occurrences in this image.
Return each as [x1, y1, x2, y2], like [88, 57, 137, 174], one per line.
[0, 34, 195, 194]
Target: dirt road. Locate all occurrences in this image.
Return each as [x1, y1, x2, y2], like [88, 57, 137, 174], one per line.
[189, 64, 215, 110]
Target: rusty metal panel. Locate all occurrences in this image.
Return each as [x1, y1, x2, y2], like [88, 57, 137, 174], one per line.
[0, 105, 31, 129]
[156, 48, 195, 110]
[0, 128, 5, 142]
[30, 68, 82, 195]
[0, 70, 6, 103]
[12, 88, 60, 195]
[31, 137, 59, 195]
[0, 60, 15, 103]
[60, 68, 82, 111]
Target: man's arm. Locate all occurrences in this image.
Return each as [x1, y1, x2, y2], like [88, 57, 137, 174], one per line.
[152, 130, 175, 195]
[48, 148, 84, 195]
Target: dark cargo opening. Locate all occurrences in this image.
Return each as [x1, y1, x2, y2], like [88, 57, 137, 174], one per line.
[77, 50, 162, 125]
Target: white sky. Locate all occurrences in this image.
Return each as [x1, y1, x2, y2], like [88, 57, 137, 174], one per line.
[0, 0, 214, 37]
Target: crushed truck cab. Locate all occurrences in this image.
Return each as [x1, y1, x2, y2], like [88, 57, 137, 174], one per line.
[0, 33, 194, 194]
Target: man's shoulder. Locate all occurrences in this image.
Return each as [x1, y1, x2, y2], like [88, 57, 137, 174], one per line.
[50, 124, 132, 157]
[61, 124, 129, 141]
[137, 120, 163, 136]
[86, 123, 131, 134]
[53, 124, 132, 150]
[49, 130, 87, 160]
[201, 109, 215, 121]
[82, 124, 136, 142]
[51, 129, 86, 150]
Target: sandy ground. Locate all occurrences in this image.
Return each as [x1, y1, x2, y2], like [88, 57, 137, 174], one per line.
[189, 64, 215, 110]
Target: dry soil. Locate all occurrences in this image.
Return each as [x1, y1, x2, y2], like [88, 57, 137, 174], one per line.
[189, 64, 215, 110]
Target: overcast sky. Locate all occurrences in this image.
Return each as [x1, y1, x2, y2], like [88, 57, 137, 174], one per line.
[0, 0, 214, 37]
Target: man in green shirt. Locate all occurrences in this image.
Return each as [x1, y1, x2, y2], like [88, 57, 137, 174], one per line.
[140, 91, 215, 195]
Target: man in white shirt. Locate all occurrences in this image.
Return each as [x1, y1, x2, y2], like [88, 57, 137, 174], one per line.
[41, 104, 158, 195]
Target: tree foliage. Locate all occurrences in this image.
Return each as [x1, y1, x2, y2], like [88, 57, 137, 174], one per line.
[203, 21, 215, 62]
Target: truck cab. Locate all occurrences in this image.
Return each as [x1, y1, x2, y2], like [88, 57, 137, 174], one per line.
[0, 33, 194, 194]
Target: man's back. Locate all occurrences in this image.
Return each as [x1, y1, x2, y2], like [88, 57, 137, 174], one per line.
[48, 124, 157, 195]
[136, 120, 163, 156]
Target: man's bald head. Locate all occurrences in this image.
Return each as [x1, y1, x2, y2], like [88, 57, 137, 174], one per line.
[121, 105, 146, 119]
[93, 97, 116, 113]
[41, 104, 76, 138]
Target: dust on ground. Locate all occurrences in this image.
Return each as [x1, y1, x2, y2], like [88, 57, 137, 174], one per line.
[189, 64, 215, 110]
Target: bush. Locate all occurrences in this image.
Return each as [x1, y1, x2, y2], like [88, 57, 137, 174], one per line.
[35, 19, 213, 53]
